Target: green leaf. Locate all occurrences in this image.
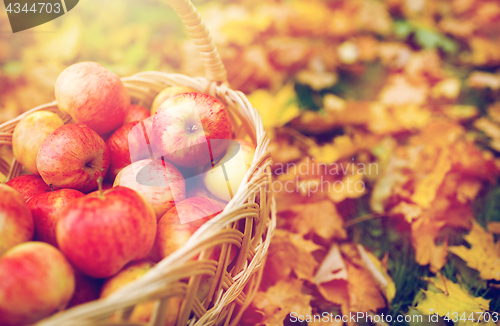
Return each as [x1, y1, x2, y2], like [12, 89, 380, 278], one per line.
[394, 20, 412, 38]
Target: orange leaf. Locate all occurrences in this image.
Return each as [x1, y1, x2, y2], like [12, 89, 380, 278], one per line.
[263, 230, 322, 284]
[253, 279, 312, 326]
[412, 218, 448, 273]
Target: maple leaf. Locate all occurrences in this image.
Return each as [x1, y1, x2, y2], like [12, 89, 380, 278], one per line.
[315, 244, 348, 285]
[263, 229, 322, 284]
[449, 222, 500, 281]
[416, 273, 490, 317]
[412, 218, 448, 273]
[253, 279, 312, 326]
[318, 260, 387, 314]
[308, 135, 358, 165]
[281, 200, 347, 241]
[248, 82, 301, 130]
[357, 245, 396, 303]
[411, 148, 452, 209]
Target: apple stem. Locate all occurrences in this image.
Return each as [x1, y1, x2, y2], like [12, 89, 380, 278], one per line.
[97, 177, 104, 199]
[49, 184, 55, 192]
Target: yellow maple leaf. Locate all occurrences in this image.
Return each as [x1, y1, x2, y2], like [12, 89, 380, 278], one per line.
[219, 12, 272, 46]
[248, 83, 301, 130]
[449, 222, 500, 281]
[411, 148, 452, 208]
[416, 273, 490, 317]
[308, 135, 358, 165]
[253, 279, 312, 326]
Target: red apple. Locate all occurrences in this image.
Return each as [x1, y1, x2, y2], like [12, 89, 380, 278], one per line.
[66, 268, 102, 308]
[0, 184, 33, 255]
[55, 62, 130, 136]
[105, 121, 152, 182]
[36, 124, 110, 193]
[152, 93, 232, 168]
[27, 189, 85, 247]
[114, 159, 186, 220]
[151, 85, 198, 116]
[155, 197, 223, 259]
[57, 186, 157, 278]
[5, 174, 51, 201]
[12, 111, 65, 175]
[0, 242, 75, 326]
[124, 104, 150, 124]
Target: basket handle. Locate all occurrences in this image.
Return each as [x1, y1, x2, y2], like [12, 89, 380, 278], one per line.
[166, 0, 227, 84]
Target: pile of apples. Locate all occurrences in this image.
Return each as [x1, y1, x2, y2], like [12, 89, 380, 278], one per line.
[0, 62, 256, 326]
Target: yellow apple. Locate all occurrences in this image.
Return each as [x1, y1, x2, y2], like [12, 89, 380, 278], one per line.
[203, 139, 255, 202]
[12, 111, 64, 175]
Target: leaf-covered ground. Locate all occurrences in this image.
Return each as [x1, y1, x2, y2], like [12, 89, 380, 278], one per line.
[1, 0, 500, 325]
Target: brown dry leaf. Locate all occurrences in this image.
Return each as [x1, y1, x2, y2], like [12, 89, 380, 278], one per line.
[289, 101, 372, 134]
[488, 222, 500, 234]
[315, 244, 348, 284]
[282, 200, 347, 241]
[318, 259, 387, 314]
[253, 279, 312, 326]
[327, 173, 367, 203]
[449, 222, 500, 281]
[412, 218, 448, 273]
[263, 229, 322, 284]
[378, 42, 412, 69]
[267, 37, 312, 71]
[468, 37, 500, 66]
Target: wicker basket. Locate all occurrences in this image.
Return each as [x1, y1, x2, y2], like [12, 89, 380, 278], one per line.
[0, 0, 276, 325]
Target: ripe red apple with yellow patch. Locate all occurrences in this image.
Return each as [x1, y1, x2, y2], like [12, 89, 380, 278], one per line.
[114, 159, 186, 220]
[154, 197, 223, 259]
[0, 242, 75, 326]
[57, 186, 157, 278]
[0, 184, 33, 255]
[153, 93, 232, 168]
[27, 189, 84, 247]
[55, 62, 130, 135]
[124, 104, 150, 124]
[5, 174, 51, 201]
[151, 85, 198, 115]
[36, 124, 110, 193]
[12, 111, 65, 175]
[105, 121, 158, 182]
